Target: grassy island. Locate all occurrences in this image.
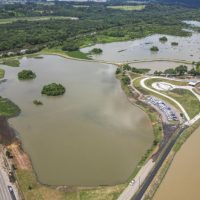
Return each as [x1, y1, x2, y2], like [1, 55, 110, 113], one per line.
[18, 70, 36, 80]
[150, 46, 159, 52]
[89, 48, 103, 54]
[41, 83, 65, 96]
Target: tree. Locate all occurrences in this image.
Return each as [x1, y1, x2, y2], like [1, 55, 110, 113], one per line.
[123, 64, 131, 71]
[154, 70, 162, 76]
[188, 68, 197, 76]
[122, 76, 130, 85]
[62, 41, 79, 51]
[159, 36, 168, 42]
[150, 46, 159, 52]
[164, 68, 176, 75]
[115, 67, 121, 74]
[90, 48, 103, 54]
[175, 65, 188, 76]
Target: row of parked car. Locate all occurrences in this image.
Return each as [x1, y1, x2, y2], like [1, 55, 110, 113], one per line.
[146, 96, 178, 121]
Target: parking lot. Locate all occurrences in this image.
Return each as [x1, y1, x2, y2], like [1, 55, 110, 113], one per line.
[146, 96, 178, 122]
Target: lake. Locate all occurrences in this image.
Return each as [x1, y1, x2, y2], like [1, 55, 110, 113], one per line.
[0, 55, 153, 186]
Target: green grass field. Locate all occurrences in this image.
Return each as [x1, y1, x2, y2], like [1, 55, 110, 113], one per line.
[0, 16, 78, 25]
[0, 68, 5, 78]
[166, 89, 200, 118]
[107, 5, 146, 11]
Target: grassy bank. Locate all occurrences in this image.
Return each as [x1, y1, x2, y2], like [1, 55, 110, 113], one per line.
[0, 97, 20, 118]
[1, 58, 20, 67]
[16, 168, 126, 200]
[41, 48, 91, 60]
[117, 72, 163, 182]
[0, 68, 5, 78]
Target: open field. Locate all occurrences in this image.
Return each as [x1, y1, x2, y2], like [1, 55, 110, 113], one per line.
[107, 5, 146, 11]
[0, 16, 78, 25]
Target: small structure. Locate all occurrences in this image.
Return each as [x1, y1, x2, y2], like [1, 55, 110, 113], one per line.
[188, 81, 200, 87]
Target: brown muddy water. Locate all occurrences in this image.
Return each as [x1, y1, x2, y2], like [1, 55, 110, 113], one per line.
[0, 55, 153, 186]
[154, 126, 200, 200]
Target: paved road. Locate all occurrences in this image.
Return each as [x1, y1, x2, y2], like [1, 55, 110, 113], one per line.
[0, 169, 12, 200]
[117, 160, 155, 200]
[132, 126, 186, 200]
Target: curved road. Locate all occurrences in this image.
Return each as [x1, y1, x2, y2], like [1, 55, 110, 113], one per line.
[140, 77, 190, 121]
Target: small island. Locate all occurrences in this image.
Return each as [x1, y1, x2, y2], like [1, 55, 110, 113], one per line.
[18, 70, 36, 80]
[33, 100, 43, 105]
[41, 83, 65, 96]
[159, 36, 168, 42]
[171, 42, 179, 46]
[89, 48, 103, 54]
[150, 46, 159, 52]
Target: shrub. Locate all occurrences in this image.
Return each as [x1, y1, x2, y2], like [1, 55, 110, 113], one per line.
[90, 48, 103, 54]
[150, 46, 159, 51]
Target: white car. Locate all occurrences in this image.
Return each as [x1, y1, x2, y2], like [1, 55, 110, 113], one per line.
[129, 180, 135, 186]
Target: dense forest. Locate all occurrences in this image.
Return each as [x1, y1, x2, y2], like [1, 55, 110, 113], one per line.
[0, 2, 200, 54]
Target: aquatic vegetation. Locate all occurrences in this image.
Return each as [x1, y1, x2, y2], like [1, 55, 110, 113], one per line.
[41, 83, 65, 96]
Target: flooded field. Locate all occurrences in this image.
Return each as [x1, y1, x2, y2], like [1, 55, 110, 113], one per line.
[0, 55, 153, 186]
[154, 126, 200, 200]
[81, 33, 200, 63]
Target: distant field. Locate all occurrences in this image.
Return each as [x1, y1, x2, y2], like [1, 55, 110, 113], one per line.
[0, 16, 79, 24]
[107, 5, 146, 11]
